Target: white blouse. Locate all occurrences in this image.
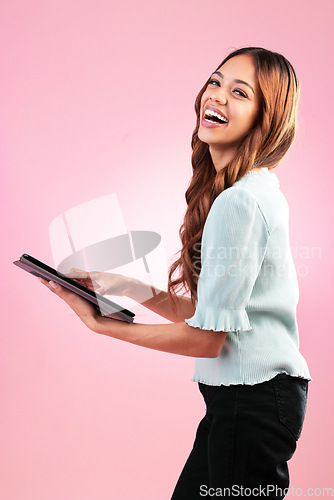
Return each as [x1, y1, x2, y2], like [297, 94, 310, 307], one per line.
[185, 168, 311, 386]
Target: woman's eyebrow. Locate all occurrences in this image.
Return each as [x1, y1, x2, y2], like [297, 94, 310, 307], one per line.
[211, 71, 255, 95]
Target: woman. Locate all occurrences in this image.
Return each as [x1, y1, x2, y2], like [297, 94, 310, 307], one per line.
[39, 47, 311, 499]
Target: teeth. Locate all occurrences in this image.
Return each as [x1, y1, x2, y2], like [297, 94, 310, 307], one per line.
[204, 109, 228, 123]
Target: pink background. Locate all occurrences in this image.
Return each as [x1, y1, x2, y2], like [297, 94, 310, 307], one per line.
[1, 0, 333, 498]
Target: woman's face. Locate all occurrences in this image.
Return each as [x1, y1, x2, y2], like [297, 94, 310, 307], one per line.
[198, 54, 262, 154]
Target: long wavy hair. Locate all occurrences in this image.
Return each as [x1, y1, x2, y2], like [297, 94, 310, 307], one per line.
[166, 46, 300, 311]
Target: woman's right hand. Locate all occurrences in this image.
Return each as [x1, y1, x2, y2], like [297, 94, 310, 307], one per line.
[66, 268, 133, 297]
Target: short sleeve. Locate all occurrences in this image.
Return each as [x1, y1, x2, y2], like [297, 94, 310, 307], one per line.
[185, 187, 269, 333]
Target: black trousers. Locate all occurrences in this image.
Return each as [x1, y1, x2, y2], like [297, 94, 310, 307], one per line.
[171, 374, 308, 499]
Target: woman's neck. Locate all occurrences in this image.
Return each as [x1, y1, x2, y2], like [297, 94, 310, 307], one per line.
[209, 146, 263, 173]
[209, 146, 235, 173]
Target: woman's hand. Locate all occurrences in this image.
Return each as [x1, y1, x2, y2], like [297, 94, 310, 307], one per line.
[65, 269, 132, 297]
[37, 278, 227, 358]
[38, 277, 105, 331]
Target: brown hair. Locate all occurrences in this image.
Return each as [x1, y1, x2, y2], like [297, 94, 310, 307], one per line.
[167, 46, 300, 310]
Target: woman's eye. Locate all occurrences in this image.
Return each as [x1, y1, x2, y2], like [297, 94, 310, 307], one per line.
[234, 89, 247, 98]
[208, 80, 247, 98]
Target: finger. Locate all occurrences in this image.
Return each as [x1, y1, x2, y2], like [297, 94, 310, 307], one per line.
[90, 279, 101, 288]
[42, 280, 75, 303]
[37, 277, 60, 294]
[38, 277, 49, 286]
[66, 268, 89, 279]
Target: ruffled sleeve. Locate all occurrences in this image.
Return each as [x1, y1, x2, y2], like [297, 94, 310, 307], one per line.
[185, 187, 270, 333]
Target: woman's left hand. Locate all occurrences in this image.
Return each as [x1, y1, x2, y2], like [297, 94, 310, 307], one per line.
[38, 277, 101, 331]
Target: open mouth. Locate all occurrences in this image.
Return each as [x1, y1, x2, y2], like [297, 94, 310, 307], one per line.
[203, 108, 228, 125]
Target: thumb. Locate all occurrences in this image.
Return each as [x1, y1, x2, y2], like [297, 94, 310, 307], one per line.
[95, 286, 107, 296]
[67, 268, 89, 279]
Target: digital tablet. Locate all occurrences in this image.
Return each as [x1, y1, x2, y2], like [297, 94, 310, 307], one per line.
[13, 253, 135, 323]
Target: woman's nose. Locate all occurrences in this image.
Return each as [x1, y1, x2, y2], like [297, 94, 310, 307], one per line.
[210, 90, 227, 105]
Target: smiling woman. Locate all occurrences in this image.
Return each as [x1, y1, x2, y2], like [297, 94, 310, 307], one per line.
[199, 54, 262, 167]
[39, 46, 311, 500]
